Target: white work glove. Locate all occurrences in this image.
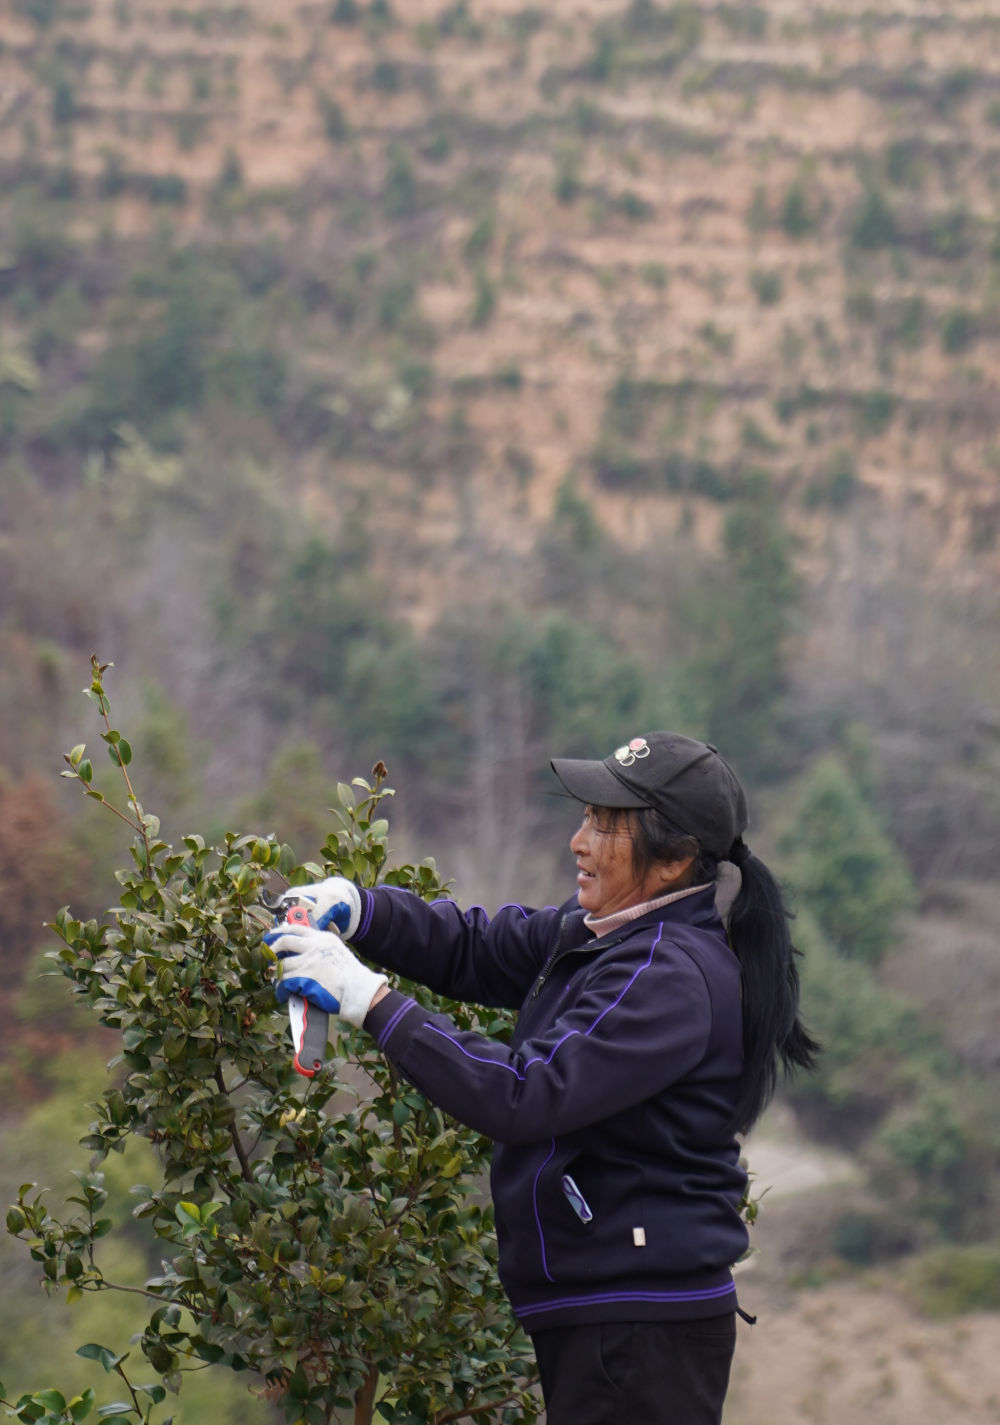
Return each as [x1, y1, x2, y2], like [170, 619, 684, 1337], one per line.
[267, 922, 387, 1028]
[277, 876, 362, 939]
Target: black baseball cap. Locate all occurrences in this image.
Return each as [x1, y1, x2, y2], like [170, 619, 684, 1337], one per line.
[550, 731, 748, 859]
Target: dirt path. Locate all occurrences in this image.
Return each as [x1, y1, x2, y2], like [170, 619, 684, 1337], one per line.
[727, 1278, 1000, 1424]
[725, 1125, 1000, 1423]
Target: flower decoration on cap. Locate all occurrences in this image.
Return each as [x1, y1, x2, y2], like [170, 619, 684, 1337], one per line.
[614, 738, 650, 767]
[551, 730, 749, 859]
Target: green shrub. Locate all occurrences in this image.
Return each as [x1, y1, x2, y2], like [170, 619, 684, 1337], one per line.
[463, 213, 494, 264]
[745, 185, 769, 235]
[16, 0, 57, 27]
[909, 1247, 1000, 1317]
[749, 268, 783, 305]
[857, 387, 895, 437]
[471, 268, 496, 326]
[554, 146, 582, 204]
[376, 273, 416, 331]
[844, 286, 876, 324]
[382, 145, 419, 218]
[51, 77, 76, 126]
[740, 415, 779, 452]
[4, 661, 539, 1425]
[718, 4, 767, 39]
[873, 1091, 989, 1238]
[591, 436, 648, 489]
[897, 294, 926, 349]
[174, 111, 206, 150]
[317, 91, 349, 141]
[831, 1208, 915, 1266]
[144, 173, 187, 205]
[850, 187, 897, 250]
[581, 30, 618, 84]
[494, 362, 522, 390]
[614, 189, 654, 221]
[214, 147, 243, 195]
[884, 139, 925, 190]
[371, 58, 401, 93]
[639, 260, 669, 289]
[922, 206, 969, 260]
[935, 65, 976, 115]
[941, 306, 976, 353]
[780, 180, 817, 237]
[804, 447, 857, 509]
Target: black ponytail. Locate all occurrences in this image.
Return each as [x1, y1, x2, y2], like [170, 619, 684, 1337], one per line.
[725, 837, 820, 1135]
[627, 811, 819, 1137]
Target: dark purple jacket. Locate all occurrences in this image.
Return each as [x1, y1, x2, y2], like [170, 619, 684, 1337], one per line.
[358, 883, 748, 1330]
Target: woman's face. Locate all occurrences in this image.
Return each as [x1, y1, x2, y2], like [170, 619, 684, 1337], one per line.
[570, 806, 691, 918]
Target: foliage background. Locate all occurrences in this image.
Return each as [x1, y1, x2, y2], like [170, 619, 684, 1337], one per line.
[2, 0, 1000, 1420]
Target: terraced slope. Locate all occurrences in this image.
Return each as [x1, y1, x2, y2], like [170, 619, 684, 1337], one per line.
[3, 0, 1000, 606]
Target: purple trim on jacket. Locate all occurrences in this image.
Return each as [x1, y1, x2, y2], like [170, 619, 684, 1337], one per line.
[359, 884, 747, 1329]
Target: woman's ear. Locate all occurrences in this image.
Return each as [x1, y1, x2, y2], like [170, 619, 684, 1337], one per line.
[657, 855, 696, 890]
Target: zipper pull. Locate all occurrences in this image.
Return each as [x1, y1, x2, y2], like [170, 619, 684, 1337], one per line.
[533, 913, 569, 997]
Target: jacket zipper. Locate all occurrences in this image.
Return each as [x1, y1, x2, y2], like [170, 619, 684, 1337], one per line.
[532, 915, 632, 998]
[532, 915, 570, 998]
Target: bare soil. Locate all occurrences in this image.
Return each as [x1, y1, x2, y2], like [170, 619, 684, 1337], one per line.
[725, 1128, 1000, 1424]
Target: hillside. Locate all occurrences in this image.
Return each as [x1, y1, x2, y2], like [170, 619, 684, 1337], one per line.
[2, 1, 1000, 1418]
[4, 0, 1000, 579]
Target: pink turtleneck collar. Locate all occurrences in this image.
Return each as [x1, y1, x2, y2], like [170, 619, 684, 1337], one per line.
[583, 882, 713, 939]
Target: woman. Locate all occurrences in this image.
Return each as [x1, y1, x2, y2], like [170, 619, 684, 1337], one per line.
[267, 731, 818, 1425]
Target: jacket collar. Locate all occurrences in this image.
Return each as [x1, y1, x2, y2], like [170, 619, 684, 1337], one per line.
[559, 883, 725, 953]
[584, 882, 713, 938]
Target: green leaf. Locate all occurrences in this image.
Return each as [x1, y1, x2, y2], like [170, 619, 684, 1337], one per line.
[135, 1385, 166, 1403]
[117, 739, 133, 766]
[13, 1399, 45, 1423]
[68, 1390, 96, 1422]
[31, 1391, 66, 1412]
[175, 1201, 202, 1232]
[75, 1345, 123, 1374]
[96, 1405, 137, 1419]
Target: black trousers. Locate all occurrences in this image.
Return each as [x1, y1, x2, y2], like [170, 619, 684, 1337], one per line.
[531, 1315, 736, 1425]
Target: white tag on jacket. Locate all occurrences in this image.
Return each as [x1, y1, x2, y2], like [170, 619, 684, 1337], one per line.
[633, 1227, 646, 1247]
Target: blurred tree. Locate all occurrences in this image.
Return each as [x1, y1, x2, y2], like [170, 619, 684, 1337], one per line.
[0, 768, 84, 998]
[687, 475, 800, 770]
[777, 752, 915, 963]
[787, 911, 939, 1143]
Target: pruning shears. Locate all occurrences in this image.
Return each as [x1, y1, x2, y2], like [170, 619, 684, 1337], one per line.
[262, 892, 330, 1078]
